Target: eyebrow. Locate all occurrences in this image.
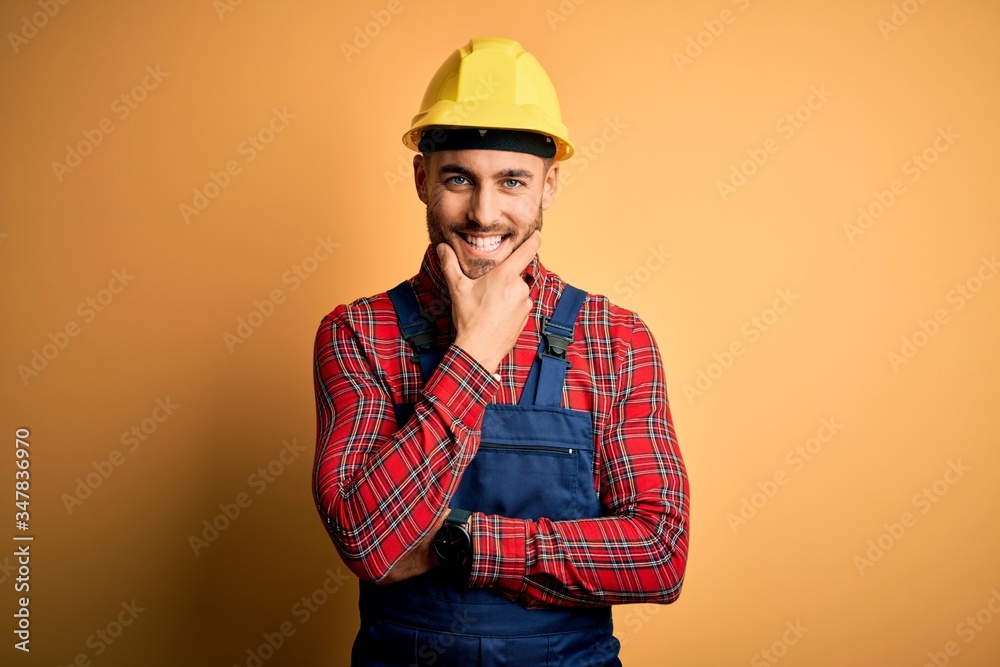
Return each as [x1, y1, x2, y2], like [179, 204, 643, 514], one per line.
[438, 164, 535, 181]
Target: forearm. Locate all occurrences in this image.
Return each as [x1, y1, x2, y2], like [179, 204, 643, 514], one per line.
[313, 313, 499, 582]
[468, 486, 688, 607]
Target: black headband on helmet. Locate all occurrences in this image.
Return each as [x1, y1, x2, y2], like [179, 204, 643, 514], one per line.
[418, 127, 557, 159]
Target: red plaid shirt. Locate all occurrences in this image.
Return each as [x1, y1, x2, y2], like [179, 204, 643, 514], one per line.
[312, 244, 689, 608]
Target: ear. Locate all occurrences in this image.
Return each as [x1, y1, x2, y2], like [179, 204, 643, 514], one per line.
[540, 160, 559, 210]
[413, 153, 430, 205]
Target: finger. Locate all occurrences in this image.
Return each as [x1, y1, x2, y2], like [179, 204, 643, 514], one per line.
[498, 230, 541, 277]
[437, 242, 464, 287]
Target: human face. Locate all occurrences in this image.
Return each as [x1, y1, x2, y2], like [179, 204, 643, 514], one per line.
[414, 149, 559, 279]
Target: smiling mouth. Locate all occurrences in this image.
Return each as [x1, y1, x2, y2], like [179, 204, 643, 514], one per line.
[458, 232, 509, 254]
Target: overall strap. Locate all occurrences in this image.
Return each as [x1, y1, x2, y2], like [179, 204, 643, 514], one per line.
[519, 284, 588, 407]
[387, 280, 442, 383]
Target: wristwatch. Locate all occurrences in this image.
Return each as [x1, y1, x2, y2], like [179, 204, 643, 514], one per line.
[433, 508, 472, 569]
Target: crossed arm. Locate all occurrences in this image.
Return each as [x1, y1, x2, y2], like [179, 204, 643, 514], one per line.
[312, 306, 689, 608]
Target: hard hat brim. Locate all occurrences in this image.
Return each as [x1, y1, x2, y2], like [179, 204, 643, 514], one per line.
[404, 99, 574, 161]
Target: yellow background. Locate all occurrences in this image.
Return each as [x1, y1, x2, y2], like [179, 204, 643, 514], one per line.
[2, 0, 999, 665]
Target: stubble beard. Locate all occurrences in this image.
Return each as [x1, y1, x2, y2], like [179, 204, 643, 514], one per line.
[426, 205, 544, 279]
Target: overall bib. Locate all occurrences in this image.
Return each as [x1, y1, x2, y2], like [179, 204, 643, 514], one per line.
[350, 280, 622, 667]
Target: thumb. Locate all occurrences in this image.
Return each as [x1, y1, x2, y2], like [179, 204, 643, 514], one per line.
[437, 242, 464, 288]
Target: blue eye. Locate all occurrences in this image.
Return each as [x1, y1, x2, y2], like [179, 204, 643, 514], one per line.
[447, 176, 468, 185]
[504, 179, 523, 188]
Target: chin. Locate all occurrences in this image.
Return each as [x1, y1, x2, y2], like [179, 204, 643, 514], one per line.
[458, 258, 496, 280]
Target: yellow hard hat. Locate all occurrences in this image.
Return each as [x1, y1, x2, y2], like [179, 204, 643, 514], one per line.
[403, 37, 574, 161]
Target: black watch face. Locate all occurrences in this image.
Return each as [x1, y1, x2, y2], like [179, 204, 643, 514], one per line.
[434, 524, 470, 565]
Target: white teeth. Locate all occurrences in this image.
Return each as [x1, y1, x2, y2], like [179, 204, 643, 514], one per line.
[463, 234, 503, 251]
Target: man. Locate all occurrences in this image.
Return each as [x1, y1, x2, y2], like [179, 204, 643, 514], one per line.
[312, 37, 689, 666]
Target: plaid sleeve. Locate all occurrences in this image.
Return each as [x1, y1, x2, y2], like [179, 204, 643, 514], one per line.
[312, 306, 499, 582]
[466, 312, 690, 607]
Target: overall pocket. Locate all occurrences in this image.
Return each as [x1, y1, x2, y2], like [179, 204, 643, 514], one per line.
[455, 440, 581, 520]
[451, 404, 599, 521]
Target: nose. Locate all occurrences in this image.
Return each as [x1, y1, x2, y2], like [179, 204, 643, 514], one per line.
[467, 184, 500, 226]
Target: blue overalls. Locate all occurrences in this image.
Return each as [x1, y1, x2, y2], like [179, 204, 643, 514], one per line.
[350, 280, 622, 667]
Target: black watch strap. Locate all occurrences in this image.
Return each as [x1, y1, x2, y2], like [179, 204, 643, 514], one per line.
[445, 508, 472, 526]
